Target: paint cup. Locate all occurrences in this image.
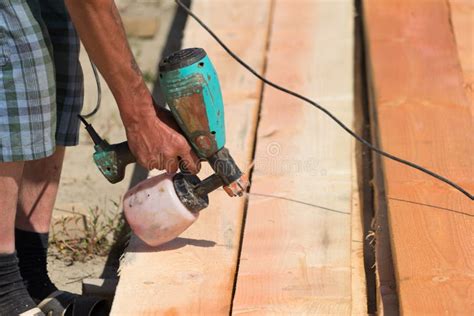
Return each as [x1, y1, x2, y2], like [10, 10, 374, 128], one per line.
[123, 173, 199, 246]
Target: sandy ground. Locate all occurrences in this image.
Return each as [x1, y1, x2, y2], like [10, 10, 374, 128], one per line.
[48, 0, 175, 294]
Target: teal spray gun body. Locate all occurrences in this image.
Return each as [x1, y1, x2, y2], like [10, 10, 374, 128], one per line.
[81, 48, 248, 212]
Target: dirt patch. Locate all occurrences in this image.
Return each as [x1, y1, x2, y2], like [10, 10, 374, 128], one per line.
[49, 255, 107, 294]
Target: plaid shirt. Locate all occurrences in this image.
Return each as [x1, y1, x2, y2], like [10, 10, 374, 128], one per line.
[0, 0, 83, 162]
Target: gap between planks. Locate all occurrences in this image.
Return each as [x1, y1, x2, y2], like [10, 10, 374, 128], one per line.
[229, 0, 277, 311]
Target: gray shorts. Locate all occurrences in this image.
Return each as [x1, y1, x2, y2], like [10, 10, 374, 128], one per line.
[0, 0, 84, 162]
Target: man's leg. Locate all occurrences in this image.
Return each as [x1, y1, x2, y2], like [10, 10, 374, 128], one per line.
[16, 146, 65, 232]
[0, 162, 39, 314]
[0, 162, 23, 253]
[15, 146, 66, 303]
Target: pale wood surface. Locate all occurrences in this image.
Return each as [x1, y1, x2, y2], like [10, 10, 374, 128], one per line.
[111, 1, 272, 314]
[449, 0, 474, 110]
[232, 0, 355, 314]
[363, 1, 474, 314]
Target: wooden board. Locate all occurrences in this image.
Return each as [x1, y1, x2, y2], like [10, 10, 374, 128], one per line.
[111, 1, 272, 314]
[449, 0, 474, 107]
[363, 1, 474, 314]
[232, 0, 356, 314]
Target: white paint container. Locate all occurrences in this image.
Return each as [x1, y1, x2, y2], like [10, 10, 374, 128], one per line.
[123, 173, 199, 246]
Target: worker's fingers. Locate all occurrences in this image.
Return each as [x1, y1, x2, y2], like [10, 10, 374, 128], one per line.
[146, 157, 159, 171]
[146, 153, 165, 171]
[165, 157, 179, 174]
[179, 150, 201, 174]
[169, 133, 200, 174]
[190, 151, 201, 172]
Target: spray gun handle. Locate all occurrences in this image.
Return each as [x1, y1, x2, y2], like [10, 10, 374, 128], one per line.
[92, 140, 136, 184]
[112, 141, 136, 165]
[79, 115, 137, 183]
[93, 141, 136, 184]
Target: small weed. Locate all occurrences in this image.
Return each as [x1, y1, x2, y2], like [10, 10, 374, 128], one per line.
[50, 201, 125, 263]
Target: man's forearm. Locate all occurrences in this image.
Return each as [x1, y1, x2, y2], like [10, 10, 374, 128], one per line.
[65, 0, 153, 124]
[64, 0, 201, 173]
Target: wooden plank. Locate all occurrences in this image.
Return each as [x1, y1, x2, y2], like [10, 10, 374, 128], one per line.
[363, 1, 474, 314]
[232, 0, 355, 314]
[449, 0, 474, 107]
[111, 0, 272, 314]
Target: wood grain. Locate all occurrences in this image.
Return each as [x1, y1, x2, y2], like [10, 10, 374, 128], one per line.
[449, 0, 474, 110]
[232, 0, 356, 314]
[363, 1, 474, 314]
[111, 1, 272, 314]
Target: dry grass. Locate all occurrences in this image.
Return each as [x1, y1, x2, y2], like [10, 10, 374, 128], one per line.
[50, 201, 125, 264]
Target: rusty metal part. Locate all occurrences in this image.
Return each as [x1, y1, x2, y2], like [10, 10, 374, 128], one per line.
[207, 148, 242, 185]
[223, 174, 249, 197]
[172, 88, 218, 157]
[195, 135, 213, 152]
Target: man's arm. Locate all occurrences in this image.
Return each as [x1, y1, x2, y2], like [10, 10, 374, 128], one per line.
[64, 0, 200, 173]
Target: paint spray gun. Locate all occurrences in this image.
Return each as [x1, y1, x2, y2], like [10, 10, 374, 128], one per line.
[80, 48, 248, 246]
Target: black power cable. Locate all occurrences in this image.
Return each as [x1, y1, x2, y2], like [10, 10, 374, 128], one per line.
[81, 59, 102, 118]
[175, 0, 473, 200]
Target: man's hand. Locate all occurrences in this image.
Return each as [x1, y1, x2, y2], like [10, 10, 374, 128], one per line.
[124, 106, 200, 174]
[64, 0, 200, 173]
